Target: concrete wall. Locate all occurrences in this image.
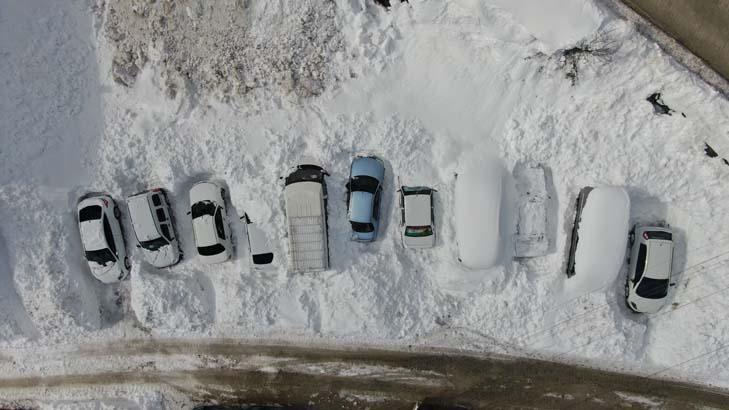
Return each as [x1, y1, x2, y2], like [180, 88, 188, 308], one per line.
[621, 0, 729, 82]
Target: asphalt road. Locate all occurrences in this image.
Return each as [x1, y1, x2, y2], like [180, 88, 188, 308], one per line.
[1, 340, 728, 409]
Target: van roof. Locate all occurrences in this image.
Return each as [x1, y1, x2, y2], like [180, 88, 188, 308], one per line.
[127, 193, 162, 242]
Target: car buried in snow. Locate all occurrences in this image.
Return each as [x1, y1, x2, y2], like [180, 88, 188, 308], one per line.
[189, 181, 232, 264]
[127, 188, 181, 268]
[625, 225, 674, 313]
[346, 154, 385, 242]
[77, 193, 130, 283]
[398, 186, 436, 249]
[454, 160, 503, 269]
[565, 186, 630, 284]
[284, 160, 330, 273]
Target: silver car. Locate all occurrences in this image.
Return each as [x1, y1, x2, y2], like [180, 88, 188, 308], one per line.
[625, 225, 674, 313]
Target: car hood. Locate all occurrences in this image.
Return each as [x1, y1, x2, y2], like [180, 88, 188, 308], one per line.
[87, 259, 120, 283]
[190, 182, 222, 204]
[143, 243, 179, 268]
[349, 191, 374, 223]
[351, 156, 385, 180]
[628, 291, 667, 314]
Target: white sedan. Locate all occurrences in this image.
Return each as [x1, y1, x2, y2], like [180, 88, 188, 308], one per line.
[626, 225, 674, 313]
[77, 193, 130, 283]
[398, 186, 436, 249]
[189, 181, 232, 264]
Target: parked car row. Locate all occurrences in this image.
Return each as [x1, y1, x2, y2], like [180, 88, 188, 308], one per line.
[565, 186, 676, 314]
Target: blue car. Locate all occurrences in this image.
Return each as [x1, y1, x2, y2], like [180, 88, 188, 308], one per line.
[347, 155, 385, 242]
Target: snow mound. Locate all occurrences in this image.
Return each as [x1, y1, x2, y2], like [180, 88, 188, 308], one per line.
[0, 185, 102, 339]
[130, 266, 214, 334]
[103, 0, 344, 98]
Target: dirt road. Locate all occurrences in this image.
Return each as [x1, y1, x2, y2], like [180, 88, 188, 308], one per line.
[1, 340, 728, 409]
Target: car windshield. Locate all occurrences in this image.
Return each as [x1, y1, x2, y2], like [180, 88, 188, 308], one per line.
[350, 175, 379, 194]
[351, 221, 374, 233]
[191, 201, 216, 219]
[252, 252, 274, 265]
[79, 205, 102, 222]
[636, 277, 670, 299]
[85, 248, 115, 265]
[140, 237, 168, 251]
[198, 243, 225, 256]
[405, 225, 433, 237]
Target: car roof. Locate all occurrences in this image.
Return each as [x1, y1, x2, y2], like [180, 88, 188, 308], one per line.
[349, 191, 374, 223]
[79, 218, 108, 251]
[284, 181, 323, 218]
[404, 193, 431, 226]
[127, 193, 162, 242]
[193, 215, 219, 247]
[644, 240, 673, 279]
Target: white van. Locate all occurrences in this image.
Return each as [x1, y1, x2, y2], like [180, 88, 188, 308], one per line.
[284, 162, 329, 273]
[127, 188, 181, 268]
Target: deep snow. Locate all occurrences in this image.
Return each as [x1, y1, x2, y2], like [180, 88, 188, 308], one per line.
[2, 0, 729, 402]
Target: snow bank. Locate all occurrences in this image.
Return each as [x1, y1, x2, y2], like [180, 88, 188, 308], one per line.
[130, 266, 214, 334]
[568, 186, 630, 293]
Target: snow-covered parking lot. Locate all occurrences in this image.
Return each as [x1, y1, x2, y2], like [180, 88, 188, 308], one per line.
[2, 0, 729, 396]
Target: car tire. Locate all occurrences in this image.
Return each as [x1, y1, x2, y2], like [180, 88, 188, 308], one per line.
[124, 257, 131, 271]
[114, 206, 121, 220]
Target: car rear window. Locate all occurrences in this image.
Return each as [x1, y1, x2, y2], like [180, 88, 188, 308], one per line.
[350, 175, 379, 194]
[156, 208, 167, 222]
[405, 226, 433, 237]
[252, 252, 274, 265]
[151, 194, 162, 206]
[79, 205, 102, 222]
[645, 231, 672, 241]
[351, 221, 374, 233]
[198, 244, 225, 256]
[636, 277, 669, 299]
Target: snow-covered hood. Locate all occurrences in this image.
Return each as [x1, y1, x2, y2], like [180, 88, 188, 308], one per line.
[142, 243, 178, 268]
[403, 233, 435, 249]
[192, 215, 218, 247]
[627, 291, 666, 314]
[189, 181, 222, 205]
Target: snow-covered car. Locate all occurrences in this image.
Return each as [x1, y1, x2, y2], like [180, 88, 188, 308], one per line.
[284, 161, 329, 272]
[625, 225, 674, 313]
[346, 155, 385, 242]
[565, 186, 630, 286]
[127, 188, 181, 268]
[398, 186, 436, 249]
[77, 193, 130, 283]
[189, 181, 232, 264]
[242, 213, 274, 269]
[454, 160, 503, 269]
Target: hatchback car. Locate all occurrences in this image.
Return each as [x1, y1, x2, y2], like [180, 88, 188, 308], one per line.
[189, 181, 232, 264]
[77, 193, 130, 283]
[127, 188, 181, 268]
[625, 225, 674, 313]
[346, 155, 385, 242]
[398, 186, 436, 248]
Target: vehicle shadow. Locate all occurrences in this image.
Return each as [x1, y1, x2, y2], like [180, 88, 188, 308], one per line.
[0, 227, 39, 339]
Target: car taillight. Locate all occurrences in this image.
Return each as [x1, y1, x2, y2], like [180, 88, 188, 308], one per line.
[152, 188, 162, 192]
[102, 198, 108, 207]
[643, 232, 649, 240]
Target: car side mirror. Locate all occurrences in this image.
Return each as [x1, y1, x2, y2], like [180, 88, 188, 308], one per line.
[670, 282, 676, 287]
[186, 211, 191, 215]
[136, 244, 141, 249]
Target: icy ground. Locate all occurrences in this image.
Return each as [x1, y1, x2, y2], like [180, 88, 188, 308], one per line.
[2, 0, 729, 395]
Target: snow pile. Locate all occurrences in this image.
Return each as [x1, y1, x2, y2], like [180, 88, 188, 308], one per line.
[103, 0, 344, 98]
[130, 265, 214, 334]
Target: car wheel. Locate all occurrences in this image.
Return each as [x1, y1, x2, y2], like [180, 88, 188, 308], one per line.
[114, 206, 121, 219]
[124, 257, 131, 271]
